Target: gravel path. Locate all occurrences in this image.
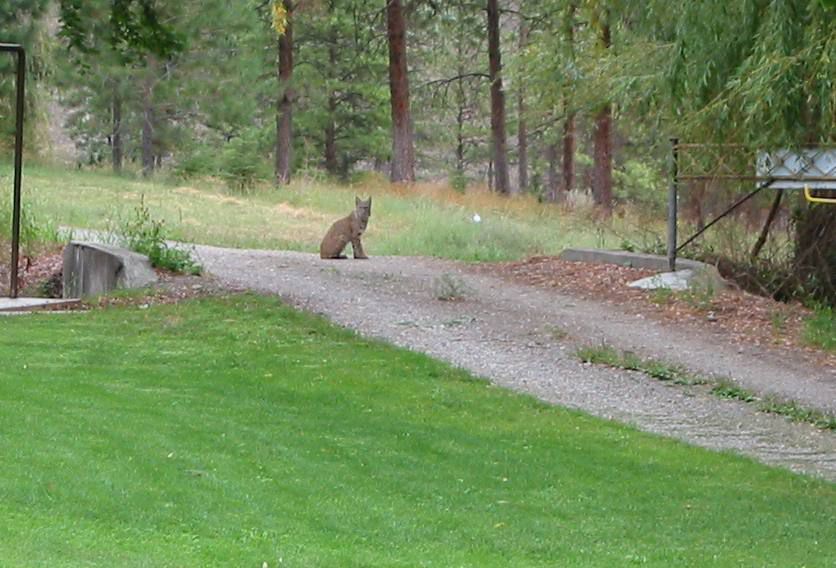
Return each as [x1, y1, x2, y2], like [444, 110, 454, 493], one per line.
[194, 246, 836, 480]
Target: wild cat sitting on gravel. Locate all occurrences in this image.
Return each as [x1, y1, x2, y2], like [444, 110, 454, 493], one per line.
[319, 196, 372, 259]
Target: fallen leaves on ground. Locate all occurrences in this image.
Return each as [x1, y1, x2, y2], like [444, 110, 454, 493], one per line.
[474, 256, 835, 369]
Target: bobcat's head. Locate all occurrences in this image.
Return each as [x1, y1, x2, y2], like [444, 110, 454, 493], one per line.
[354, 196, 372, 229]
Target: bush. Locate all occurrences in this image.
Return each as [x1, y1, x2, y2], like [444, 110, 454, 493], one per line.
[613, 159, 666, 212]
[219, 134, 269, 191]
[173, 147, 218, 179]
[120, 197, 202, 275]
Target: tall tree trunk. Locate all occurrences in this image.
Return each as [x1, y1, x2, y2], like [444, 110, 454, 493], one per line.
[545, 142, 558, 201]
[111, 80, 123, 173]
[454, 17, 468, 179]
[592, 105, 613, 210]
[591, 15, 612, 212]
[517, 16, 529, 194]
[141, 61, 156, 177]
[793, 204, 836, 303]
[275, 0, 294, 185]
[561, 111, 575, 194]
[488, 159, 494, 191]
[455, 83, 465, 175]
[387, 0, 415, 183]
[324, 94, 338, 176]
[324, 36, 338, 175]
[560, 3, 576, 195]
[487, 0, 511, 195]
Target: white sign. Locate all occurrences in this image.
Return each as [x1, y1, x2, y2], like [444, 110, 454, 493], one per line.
[756, 149, 836, 189]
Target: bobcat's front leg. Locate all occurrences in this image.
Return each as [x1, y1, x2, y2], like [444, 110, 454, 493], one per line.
[351, 236, 369, 259]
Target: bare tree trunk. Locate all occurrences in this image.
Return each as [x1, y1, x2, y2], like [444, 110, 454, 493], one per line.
[561, 111, 575, 194]
[387, 0, 415, 183]
[111, 80, 123, 173]
[324, 94, 338, 176]
[275, 1, 294, 185]
[545, 142, 558, 201]
[141, 61, 156, 177]
[560, 3, 576, 195]
[487, 0, 511, 195]
[591, 15, 613, 212]
[517, 16, 529, 194]
[324, 36, 338, 175]
[488, 159, 494, 191]
[455, 88, 465, 175]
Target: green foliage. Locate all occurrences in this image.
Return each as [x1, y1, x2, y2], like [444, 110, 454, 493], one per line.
[758, 397, 836, 431]
[58, 0, 185, 59]
[120, 196, 201, 274]
[711, 380, 757, 403]
[613, 159, 665, 211]
[0, 193, 60, 256]
[0, 0, 50, 146]
[219, 133, 269, 191]
[0, 295, 834, 564]
[580, 342, 835, 430]
[449, 169, 468, 193]
[172, 146, 218, 179]
[803, 305, 835, 352]
[577, 343, 700, 386]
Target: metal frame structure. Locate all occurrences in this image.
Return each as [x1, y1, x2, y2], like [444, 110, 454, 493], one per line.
[1, 43, 24, 298]
[666, 139, 836, 271]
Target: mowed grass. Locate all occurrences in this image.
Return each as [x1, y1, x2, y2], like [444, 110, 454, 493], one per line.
[0, 295, 834, 566]
[4, 163, 647, 261]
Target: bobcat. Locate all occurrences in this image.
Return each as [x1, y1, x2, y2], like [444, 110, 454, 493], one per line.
[319, 196, 372, 259]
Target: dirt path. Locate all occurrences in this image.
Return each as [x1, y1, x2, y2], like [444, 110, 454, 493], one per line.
[192, 246, 836, 480]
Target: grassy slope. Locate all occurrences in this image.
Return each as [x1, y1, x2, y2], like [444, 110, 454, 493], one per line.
[4, 163, 651, 261]
[0, 295, 833, 566]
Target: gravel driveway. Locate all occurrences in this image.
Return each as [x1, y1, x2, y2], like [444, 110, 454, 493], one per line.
[194, 245, 836, 481]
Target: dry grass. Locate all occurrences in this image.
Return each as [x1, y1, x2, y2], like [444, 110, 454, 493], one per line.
[9, 164, 657, 262]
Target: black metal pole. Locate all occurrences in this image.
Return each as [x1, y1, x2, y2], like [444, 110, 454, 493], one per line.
[1, 43, 24, 299]
[667, 138, 679, 271]
[11, 48, 24, 298]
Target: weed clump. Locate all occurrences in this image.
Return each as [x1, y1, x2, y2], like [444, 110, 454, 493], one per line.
[121, 197, 202, 275]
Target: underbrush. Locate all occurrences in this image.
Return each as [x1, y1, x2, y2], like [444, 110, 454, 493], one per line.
[0, 194, 61, 257]
[118, 197, 202, 275]
[804, 305, 835, 352]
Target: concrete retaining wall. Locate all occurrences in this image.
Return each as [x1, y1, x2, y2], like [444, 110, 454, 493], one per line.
[559, 248, 726, 288]
[63, 241, 158, 298]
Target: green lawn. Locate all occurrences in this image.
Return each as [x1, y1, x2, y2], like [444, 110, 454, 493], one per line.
[0, 295, 833, 566]
[3, 163, 649, 261]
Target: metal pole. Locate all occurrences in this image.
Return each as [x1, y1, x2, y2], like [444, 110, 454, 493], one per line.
[10, 47, 24, 298]
[667, 137, 679, 271]
[1, 44, 25, 299]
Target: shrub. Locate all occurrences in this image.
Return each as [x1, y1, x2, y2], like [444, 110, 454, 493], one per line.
[219, 134, 269, 192]
[120, 197, 202, 275]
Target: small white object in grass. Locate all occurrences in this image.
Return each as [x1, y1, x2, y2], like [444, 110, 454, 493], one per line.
[472, 213, 482, 223]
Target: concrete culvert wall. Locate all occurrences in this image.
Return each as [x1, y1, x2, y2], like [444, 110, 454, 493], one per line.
[62, 241, 158, 298]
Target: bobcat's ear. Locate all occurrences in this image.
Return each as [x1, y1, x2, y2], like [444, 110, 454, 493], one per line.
[355, 196, 361, 206]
